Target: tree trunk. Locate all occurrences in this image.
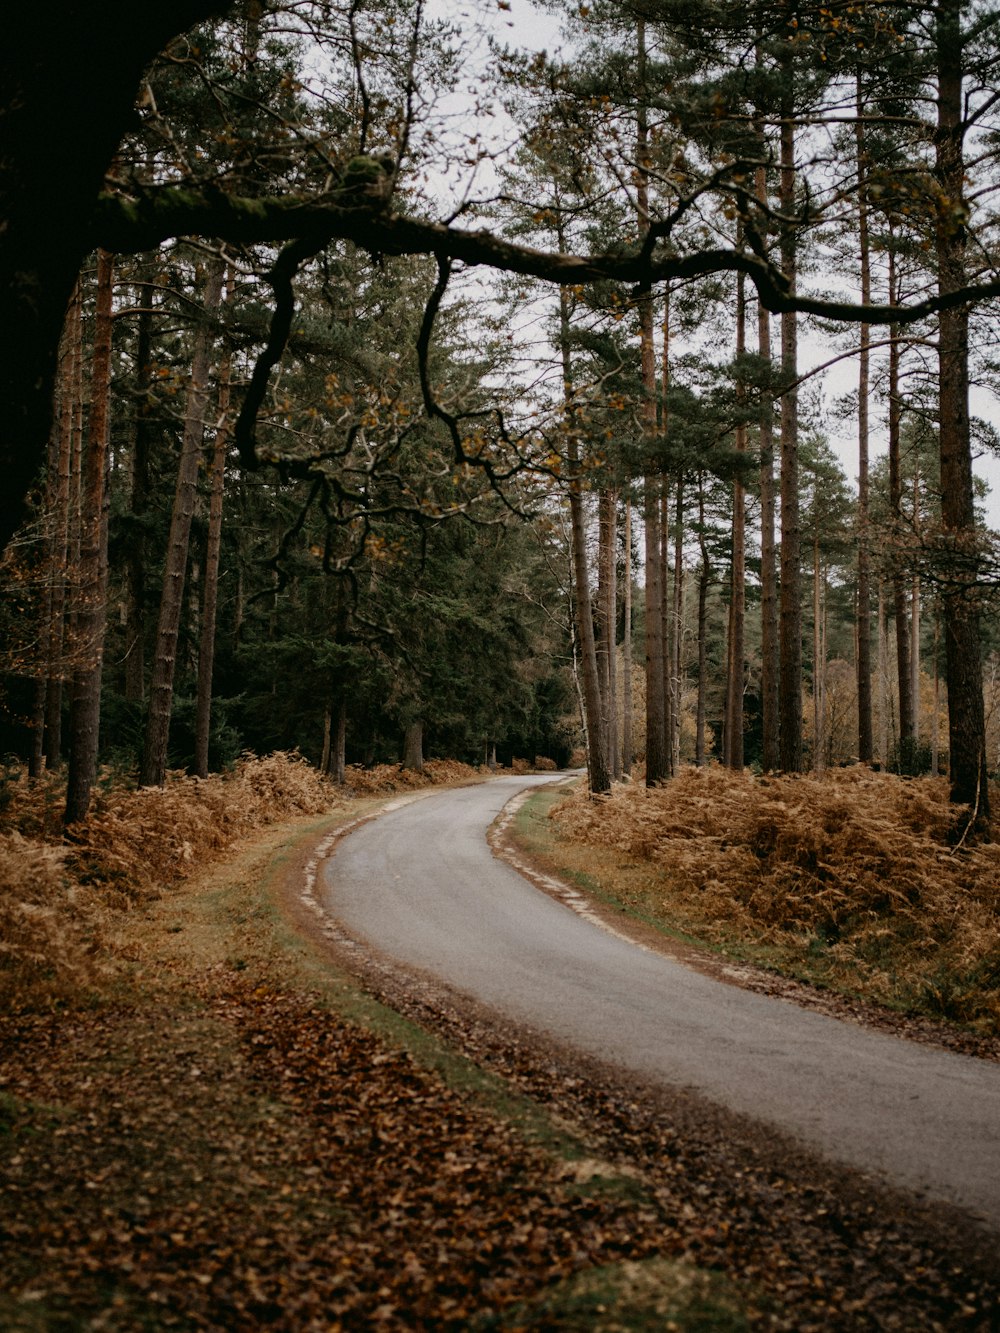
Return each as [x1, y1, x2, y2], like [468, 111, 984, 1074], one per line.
[142, 260, 224, 786]
[778, 81, 802, 773]
[877, 581, 890, 764]
[813, 531, 824, 773]
[726, 267, 747, 769]
[64, 251, 114, 826]
[194, 267, 233, 778]
[621, 496, 634, 777]
[855, 77, 874, 763]
[124, 282, 156, 704]
[597, 486, 618, 777]
[756, 242, 779, 768]
[661, 487, 677, 778]
[911, 465, 921, 740]
[670, 476, 684, 772]
[402, 720, 424, 773]
[932, 612, 940, 777]
[638, 18, 668, 787]
[560, 281, 611, 794]
[37, 286, 79, 771]
[695, 477, 709, 766]
[887, 242, 913, 749]
[935, 0, 987, 825]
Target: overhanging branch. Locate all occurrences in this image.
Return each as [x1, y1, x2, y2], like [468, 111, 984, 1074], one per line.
[90, 188, 1000, 326]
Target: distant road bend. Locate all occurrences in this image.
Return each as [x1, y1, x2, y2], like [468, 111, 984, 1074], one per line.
[320, 773, 1000, 1230]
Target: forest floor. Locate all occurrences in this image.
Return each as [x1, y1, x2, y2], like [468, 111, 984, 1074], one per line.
[1, 765, 999, 1329]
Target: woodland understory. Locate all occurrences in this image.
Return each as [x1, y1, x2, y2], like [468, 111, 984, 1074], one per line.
[0, 754, 999, 1329]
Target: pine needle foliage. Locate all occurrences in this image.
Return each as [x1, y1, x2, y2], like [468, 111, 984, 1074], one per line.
[551, 768, 1000, 1030]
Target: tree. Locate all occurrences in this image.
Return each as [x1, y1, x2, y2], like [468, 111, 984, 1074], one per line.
[6, 0, 1000, 822]
[64, 252, 114, 825]
[141, 259, 225, 786]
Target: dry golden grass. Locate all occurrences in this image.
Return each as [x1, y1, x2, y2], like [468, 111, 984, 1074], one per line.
[550, 766, 1000, 1030]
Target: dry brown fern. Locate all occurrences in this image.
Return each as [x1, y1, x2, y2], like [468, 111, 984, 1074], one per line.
[551, 766, 1000, 1029]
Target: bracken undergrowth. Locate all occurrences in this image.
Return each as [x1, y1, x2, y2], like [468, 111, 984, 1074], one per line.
[0, 752, 489, 1010]
[550, 766, 1000, 1030]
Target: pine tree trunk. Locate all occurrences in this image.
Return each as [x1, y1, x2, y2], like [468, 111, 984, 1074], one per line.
[597, 487, 617, 776]
[778, 85, 802, 773]
[35, 288, 78, 772]
[855, 78, 874, 763]
[194, 268, 233, 778]
[932, 613, 940, 777]
[757, 268, 779, 767]
[695, 478, 709, 766]
[621, 497, 634, 776]
[402, 720, 424, 772]
[935, 0, 988, 825]
[28, 417, 61, 777]
[142, 260, 224, 786]
[887, 243, 913, 750]
[726, 268, 746, 769]
[670, 477, 684, 772]
[637, 18, 667, 787]
[813, 531, 824, 773]
[124, 283, 156, 704]
[911, 467, 921, 740]
[878, 581, 890, 765]
[64, 251, 114, 826]
[560, 282, 610, 794]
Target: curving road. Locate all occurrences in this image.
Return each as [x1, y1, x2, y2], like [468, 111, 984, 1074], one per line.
[321, 774, 1000, 1229]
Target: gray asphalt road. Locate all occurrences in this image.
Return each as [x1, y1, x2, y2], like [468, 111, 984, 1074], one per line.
[321, 774, 1000, 1229]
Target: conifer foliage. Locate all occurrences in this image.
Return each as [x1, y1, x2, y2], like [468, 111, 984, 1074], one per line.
[1, 0, 999, 827]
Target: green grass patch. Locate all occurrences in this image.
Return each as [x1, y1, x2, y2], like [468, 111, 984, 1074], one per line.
[473, 1258, 754, 1331]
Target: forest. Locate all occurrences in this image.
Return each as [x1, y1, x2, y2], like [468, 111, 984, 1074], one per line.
[2, 0, 1000, 832]
[5, 4, 1000, 1325]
